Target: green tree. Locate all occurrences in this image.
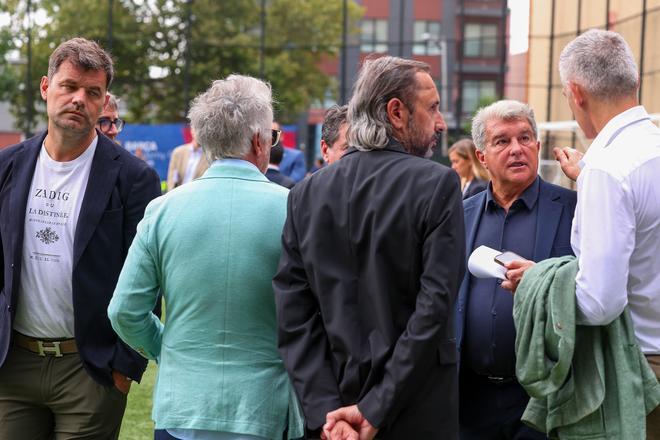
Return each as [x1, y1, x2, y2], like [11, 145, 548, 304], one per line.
[7, 0, 362, 127]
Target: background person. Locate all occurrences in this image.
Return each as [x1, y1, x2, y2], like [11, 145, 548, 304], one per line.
[275, 120, 307, 182]
[266, 132, 295, 188]
[97, 92, 124, 141]
[448, 138, 489, 199]
[109, 74, 304, 440]
[166, 128, 210, 191]
[320, 104, 348, 165]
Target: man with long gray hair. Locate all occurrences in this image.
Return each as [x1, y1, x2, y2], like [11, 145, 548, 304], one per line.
[109, 74, 304, 439]
[505, 29, 660, 438]
[274, 56, 465, 439]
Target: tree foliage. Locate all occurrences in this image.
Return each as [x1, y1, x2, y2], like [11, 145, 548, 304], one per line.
[3, 0, 362, 128]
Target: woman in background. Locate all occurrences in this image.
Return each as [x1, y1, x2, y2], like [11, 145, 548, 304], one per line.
[449, 138, 489, 199]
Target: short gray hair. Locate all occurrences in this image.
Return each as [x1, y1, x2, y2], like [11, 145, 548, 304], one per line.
[187, 75, 272, 161]
[104, 92, 119, 112]
[347, 56, 430, 151]
[471, 100, 537, 151]
[48, 38, 114, 89]
[559, 29, 638, 100]
[321, 105, 348, 147]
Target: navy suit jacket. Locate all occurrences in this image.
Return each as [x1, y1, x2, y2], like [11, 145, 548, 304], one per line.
[265, 167, 295, 189]
[279, 147, 306, 183]
[455, 178, 576, 353]
[0, 131, 161, 385]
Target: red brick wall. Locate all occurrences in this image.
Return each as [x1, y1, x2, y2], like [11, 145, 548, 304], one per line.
[0, 132, 22, 149]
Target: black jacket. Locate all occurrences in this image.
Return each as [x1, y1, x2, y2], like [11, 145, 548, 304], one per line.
[273, 141, 465, 436]
[0, 131, 161, 385]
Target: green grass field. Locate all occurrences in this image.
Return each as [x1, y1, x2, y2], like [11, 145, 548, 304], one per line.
[119, 361, 157, 439]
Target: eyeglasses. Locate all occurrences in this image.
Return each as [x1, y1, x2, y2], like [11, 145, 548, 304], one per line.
[272, 129, 282, 147]
[97, 117, 125, 133]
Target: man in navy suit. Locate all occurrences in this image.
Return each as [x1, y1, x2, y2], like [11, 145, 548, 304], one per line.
[456, 100, 576, 440]
[273, 121, 307, 182]
[266, 143, 295, 189]
[0, 38, 160, 438]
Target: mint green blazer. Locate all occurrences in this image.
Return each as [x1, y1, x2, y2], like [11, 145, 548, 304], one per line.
[108, 162, 304, 440]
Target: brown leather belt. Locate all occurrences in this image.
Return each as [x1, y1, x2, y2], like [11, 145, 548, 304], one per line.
[13, 332, 77, 357]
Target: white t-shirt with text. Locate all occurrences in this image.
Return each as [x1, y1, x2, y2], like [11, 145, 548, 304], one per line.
[14, 138, 98, 338]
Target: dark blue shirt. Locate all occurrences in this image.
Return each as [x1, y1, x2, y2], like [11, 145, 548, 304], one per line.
[463, 177, 540, 377]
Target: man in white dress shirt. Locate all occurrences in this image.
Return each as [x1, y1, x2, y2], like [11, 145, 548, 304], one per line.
[504, 29, 660, 438]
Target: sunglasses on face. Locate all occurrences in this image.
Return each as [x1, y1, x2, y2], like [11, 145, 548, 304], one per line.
[272, 129, 282, 147]
[97, 117, 125, 133]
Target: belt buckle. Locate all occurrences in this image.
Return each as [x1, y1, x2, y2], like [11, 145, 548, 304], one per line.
[487, 375, 506, 385]
[37, 340, 62, 357]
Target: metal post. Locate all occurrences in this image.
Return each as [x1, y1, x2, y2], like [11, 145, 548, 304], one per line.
[398, 0, 404, 56]
[544, 0, 556, 149]
[455, 0, 464, 132]
[107, 0, 113, 53]
[25, 0, 33, 138]
[605, 0, 610, 29]
[183, 0, 193, 118]
[498, 0, 508, 99]
[440, 37, 449, 155]
[639, 0, 647, 103]
[571, 0, 582, 148]
[340, 0, 348, 104]
[260, 0, 266, 78]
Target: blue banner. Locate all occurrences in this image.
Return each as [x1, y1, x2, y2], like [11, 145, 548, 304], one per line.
[117, 123, 189, 182]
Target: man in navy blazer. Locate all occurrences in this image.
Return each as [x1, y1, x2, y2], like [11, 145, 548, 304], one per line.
[273, 121, 307, 182]
[0, 38, 160, 438]
[455, 100, 576, 440]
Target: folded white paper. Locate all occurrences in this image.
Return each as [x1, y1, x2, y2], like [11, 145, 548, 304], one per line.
[468, 245, 507, 280]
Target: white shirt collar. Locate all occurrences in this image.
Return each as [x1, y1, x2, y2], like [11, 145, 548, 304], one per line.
[584, 106, 649, 163]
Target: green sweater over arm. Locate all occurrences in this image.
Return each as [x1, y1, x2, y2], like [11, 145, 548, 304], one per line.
[513, 256, 660, 439]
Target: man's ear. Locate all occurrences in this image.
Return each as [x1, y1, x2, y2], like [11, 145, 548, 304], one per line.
[251, 132, 263, 155]
[475, 149, 487, 169]
[40, 76, 49, 101]
[386, 98, 408, 131]
[568, 82, 585, 107]
[321, 139, 329, 162]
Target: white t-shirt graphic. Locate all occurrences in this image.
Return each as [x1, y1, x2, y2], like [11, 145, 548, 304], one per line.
[14, 138, 98, 338]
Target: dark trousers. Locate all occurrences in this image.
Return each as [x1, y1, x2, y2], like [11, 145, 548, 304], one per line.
[377, 362, 458, 439]
[0, 344, 127, 439]
[459, 368, 546, 440]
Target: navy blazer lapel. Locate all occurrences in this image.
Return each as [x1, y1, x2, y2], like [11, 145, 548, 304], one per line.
[73, 137, 121, 267]
[464, 194, 486, 256]
[8, 134, 44, 257]
[532, 179, 563, 261]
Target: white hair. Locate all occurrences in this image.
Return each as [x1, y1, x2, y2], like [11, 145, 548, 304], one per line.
[187, 74, 272, 160]
[471, 100, 538, 151]
[559, 29, 638, 100]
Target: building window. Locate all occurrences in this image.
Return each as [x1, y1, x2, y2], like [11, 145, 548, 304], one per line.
[361, 19, 388, 53]
[413, 21, 442, 55]
[462, 79, 497, 114]
[463, 23, 498, 57]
